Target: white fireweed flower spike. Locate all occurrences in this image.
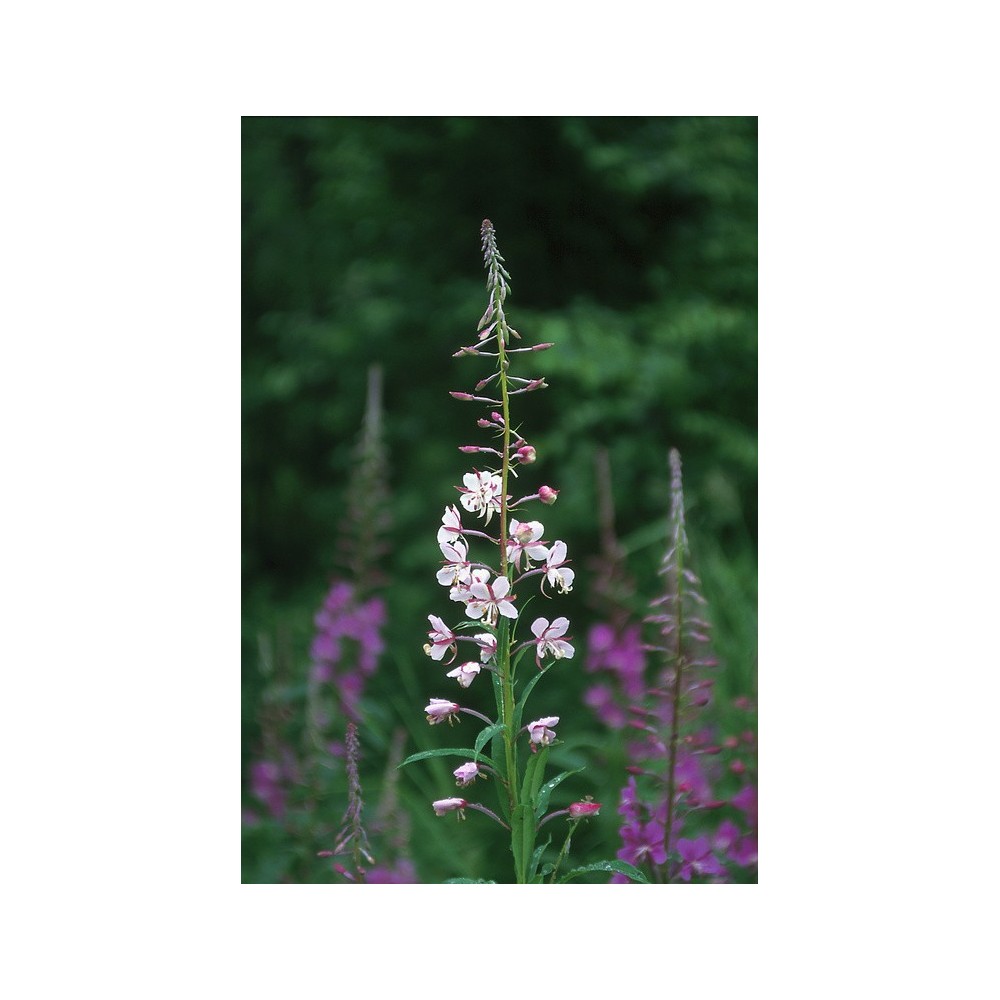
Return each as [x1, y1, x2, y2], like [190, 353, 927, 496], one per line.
[453, 762, 481, 787]
[542, 540, 575, 595]
[424, 615, 458, 662]
[527, 716, 560, 746]
[437, 504, 465, 545]
[446, 661, 482, 688]
[475, 633, 498, 662]
[506, 519, 548, 570]
[458, 470, 504, 524]
[530, 616, 575, 669]
[465, 575, 518, 625]
[432, 797, 467, 818]
[425, 698, 461, 725]
[436, 537, 472, 587]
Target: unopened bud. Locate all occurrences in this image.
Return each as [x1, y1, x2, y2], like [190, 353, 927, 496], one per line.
[477, 418, 494, 428]
[515, 445, 536, 464]
[459, 446, 480, 453]
[538, 485, 559, 505]
[531, 342, 555, 351]
[316, 850, 334, 858]
[449, 391, 474, 401]
[568, 801, 602, 819]
[490, 411, 505, 425]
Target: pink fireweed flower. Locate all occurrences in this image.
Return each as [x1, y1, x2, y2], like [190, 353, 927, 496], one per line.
[465, 575, 518, 625]
[432, 797, 467, 818]
[446, 661, 482, 688]
[531, 616, 575, 668]
[425, 698, 461, 725]
[437, 505, 465, 545]
[506, 519, 549, 570]
[538, 485, 559, 505]
[527, 716, 560, 746]
[542, 541, 575, 595]
[424, 615, 458, 662]
[458, 470, 504, 524]
[436, 537, 473, 587]
[568, 801, 602, 819]
[453, 762, 481, 787]
[474, 632, 498, 662]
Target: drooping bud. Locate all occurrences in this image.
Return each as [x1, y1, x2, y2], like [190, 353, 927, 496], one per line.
[568, 801, 602, 819]
[453, 762, 481, 787]
[432, 797, 468, 817]
[515, 445, 536, 464]
[538, 485, 559, 505]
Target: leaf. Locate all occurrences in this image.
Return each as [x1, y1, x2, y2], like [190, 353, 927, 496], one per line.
[527, 835, 552, 883]
[534, 768, 583, 819]
[558, 860, 650, 884]
[520, 746, 549, 807]
[513, 664, 550, 731]
[475, 723, 505, 759]
[398, 747, 497, 769]
[510, 803, 534, 884]
[442, 878, 497, 884]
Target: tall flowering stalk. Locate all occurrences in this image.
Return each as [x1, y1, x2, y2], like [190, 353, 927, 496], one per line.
[611, 448, 756, 883]
[402, 221, 644, 885]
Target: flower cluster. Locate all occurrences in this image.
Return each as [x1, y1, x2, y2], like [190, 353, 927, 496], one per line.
[408, 221, 599, 882]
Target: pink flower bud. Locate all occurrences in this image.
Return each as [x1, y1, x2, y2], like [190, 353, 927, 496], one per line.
[477, 418, 494, 428]
[459, 445, 480, 453]
[538, 485, 559, 505]
[515, 445, 536, 464]
[490, 411, 505, 425]
[568, 801, 601, 819]
[449, 391, 474, 401]
[432, 797, 467, 817]
[425, 698, 461, 724]
[531, 342, 555, 351]
[453, 762, 480, 787]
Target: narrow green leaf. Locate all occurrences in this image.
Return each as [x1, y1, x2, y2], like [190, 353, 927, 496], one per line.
[520, 746, 549, 807]
[442, 878, 497, 884]
[513, 664, 550, 731]
[558, 860, 650, 884]
[399, 747, 498, 769]
[510, 803, 533, 884]
[528, 835, 552, 883]
[534, 767, 583, 819]
[475, 723, 505, 759]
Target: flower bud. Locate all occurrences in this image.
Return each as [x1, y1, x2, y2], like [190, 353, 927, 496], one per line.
[449, 391, 474, 401]
[432, 797, 468, 817]
[538, 485, 559, 505]
[515, 445, 536, 464]
[453, 762, 480, 787]
[568, 801, 601, 819]
[490, 411, 505, 425]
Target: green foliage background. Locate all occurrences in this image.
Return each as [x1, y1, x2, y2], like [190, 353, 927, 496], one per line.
[242, 116, 757, 883]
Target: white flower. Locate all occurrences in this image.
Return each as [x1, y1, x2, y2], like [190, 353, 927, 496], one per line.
[437, 504, 465, 545]
[423, 615, 457, 662]
[527, 716, 560, 746]
[446, 661, 482, 688]
[436, 537, 472, 587]
[453, 762, 481, 787]
[542, 540, 575, 595]
[425, 698, 461, 725]
[458, 470, 504, 524]
[531, 616, 575, 668]
[506, 519, 548, 569]
[474, 633, 497, 662]
[465, 575, 518, 625]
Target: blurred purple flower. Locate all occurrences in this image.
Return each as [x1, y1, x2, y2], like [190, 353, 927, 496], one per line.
[676, 836, 727, 882]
